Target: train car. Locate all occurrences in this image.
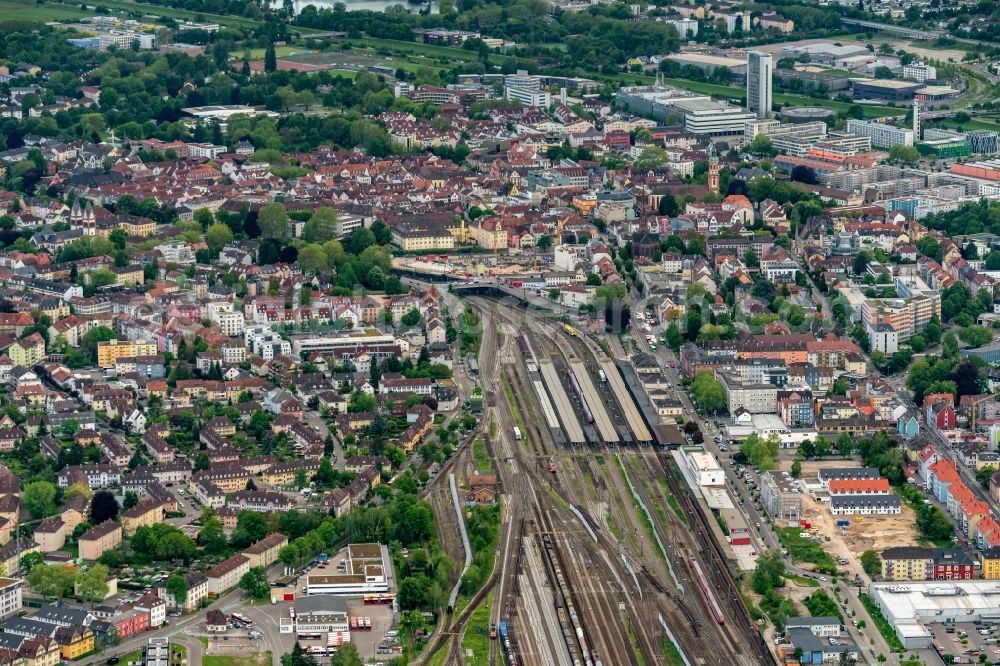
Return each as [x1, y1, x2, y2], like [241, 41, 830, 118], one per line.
[549, 460, 557, 474]
[689, 558, 725, 624]
[513, 426, 522, 441]
[597, 369, 607, 383]
[563, 323, 578, 337]
[498, 621, 508, 641]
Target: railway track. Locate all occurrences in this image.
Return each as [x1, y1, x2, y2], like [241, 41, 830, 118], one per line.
[466, 296, 775, 666]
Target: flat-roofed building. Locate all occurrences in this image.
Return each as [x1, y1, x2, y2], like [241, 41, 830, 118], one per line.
[305, 543, 392, 596]
[761, 470, 801, 520]
[682, 446, 724, 486]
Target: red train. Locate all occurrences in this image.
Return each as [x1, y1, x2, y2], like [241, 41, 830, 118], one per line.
[689, 558, 725, 624]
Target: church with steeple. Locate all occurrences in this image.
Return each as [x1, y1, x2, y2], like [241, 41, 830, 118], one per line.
[69, 199, 96, 237]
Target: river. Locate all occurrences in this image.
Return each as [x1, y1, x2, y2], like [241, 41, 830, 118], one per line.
[277, 0, 438, 13]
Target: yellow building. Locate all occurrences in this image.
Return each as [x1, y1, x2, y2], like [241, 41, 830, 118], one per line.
[55, 626, 93, 661]
[881, 546, 932, 581]
[469, 219, 507, 250]
[261, 461, 319, 486]
[392, 228, 456, 252]
[96, 340, 157, 368]
[119, 218, 156, 237]
[114, 267, 144, 287]
[982, 547, 1000, 579]
[78, 521, 122, 561]
[9, 333, 45, 367]
[243, 533, 288, 569]
[121, 500, 165, 537]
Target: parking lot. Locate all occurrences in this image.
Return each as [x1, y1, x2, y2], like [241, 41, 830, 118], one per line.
[930, 622, 1000, 663]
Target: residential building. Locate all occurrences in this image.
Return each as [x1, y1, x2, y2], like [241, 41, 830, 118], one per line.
[243, 533, 288, 569]
[846, 119, 914, 148]
[96, 340, 157, 369]
[882, 546, 933, 581]
[205, 555, 250, 596]
[981, 547, 1000, 579]
[761, 470, 801, 520]
[0, 578, 22, 621]
[78, 521, 122, 560]
[829, 494, 901, 516]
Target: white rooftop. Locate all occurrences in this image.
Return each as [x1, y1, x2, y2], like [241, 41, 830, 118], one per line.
[870, 581, 1000, 627]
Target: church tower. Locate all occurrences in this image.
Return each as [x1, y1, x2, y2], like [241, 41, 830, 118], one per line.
[707, 142, 720, 195]
[69, 199, 82, 228]
[83, 201, 96, 237]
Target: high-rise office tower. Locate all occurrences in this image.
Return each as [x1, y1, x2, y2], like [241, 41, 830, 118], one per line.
[746, 51, 773, 118]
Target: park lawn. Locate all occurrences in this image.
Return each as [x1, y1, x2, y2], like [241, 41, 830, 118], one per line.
[203, 654, 272, 666]
[933, 117, 1000, 132]
[169, 643, 187, 666]
[119, 649, 143, 666]
[0, 0, 91, 20]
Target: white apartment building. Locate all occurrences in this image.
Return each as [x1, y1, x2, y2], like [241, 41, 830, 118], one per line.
[187, 143, 227, 159]
[156, 241, 195, 265]
[903, 62, 936, 83]
[244, 324, 291, 360]
[0, 578, 22, 621]
[666, 17, 698, 38]
[505, 86, 551, 107]
[846, 119, 914, 148]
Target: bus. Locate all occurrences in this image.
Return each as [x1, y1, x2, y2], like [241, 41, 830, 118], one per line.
[297, 633, 321, 641]
[363, 594, 394, 605]
[513, 427, 522, 441]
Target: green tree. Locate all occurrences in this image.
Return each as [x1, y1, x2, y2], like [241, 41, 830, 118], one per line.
[330, 643, 364, 666]
[23, 480, 57, 520]
[264, 43, 277, 73]
[206, 223, 234, 251]
[230, 511, 271, 548]
[165, 574, 188, 604]
[751, 550, 785, 594]
[257, 202, 290, 239]
[27, 564, 77, 598]
[889, 144, 921, 163]
[401, 308, 422, 327]
[976, 465, 997, 490]
[298, 245, 329, 274]
[198, 518, 228, 554]
[108, 228, 129, 250]
[239, 566, 270, 600]
[791, 460, 802, 478]
[860, 550, 881, 577]
[76, 564, 110, 602]
[691, 371, 726, 413]
[303, 207, 338, 242]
